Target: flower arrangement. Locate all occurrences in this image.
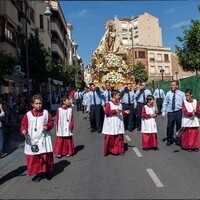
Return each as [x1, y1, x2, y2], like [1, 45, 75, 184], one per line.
[102, 72, 125, 83]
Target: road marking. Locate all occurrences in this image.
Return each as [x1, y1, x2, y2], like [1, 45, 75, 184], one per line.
[146, 168, 164, 187]
[125, 135, 131, 141]
[132, 147, 143, 157]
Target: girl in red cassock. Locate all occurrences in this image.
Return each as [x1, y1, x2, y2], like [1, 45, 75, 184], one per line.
[54, 96, 75, 158]
[20, 94, 54, 182]
[181, 89, 200, 152]
[141, 95, 159, 151]
[102, 90, 130, 156]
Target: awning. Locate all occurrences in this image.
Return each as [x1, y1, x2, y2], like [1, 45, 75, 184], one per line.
[52, 79, 63, 86]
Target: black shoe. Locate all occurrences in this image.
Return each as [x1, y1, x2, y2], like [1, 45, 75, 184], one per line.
[97, 130, 102, 133]
[154, 147, 159, 151]
[128, 129, 133, 132]
[32, 174, 42, 182]
[143, 148, 149, 151]
[91, 129, 96, 133]
[166, 141, 173, 146]
[137, 127, 141, 131]
[166, 141, 171, 146]
[195, 149, 199, 152]
[45, 172, 52, 180]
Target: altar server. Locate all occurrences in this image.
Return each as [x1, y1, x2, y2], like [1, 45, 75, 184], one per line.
[20, 94, 54, 182]
[54, 96, 75, 158]
[102, 90, 130, 156]
[141, 95, 159, 151]
[180, 89, 200, 151]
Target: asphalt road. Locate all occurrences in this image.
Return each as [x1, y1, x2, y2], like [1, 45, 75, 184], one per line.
[0, 108, 200, 199]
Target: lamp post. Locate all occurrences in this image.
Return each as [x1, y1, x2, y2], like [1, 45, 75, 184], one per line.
[24, 0, 52, 109]
[160, 69, 165, 82]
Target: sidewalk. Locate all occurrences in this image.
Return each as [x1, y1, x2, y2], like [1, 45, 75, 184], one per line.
[3, 110, 56, 157]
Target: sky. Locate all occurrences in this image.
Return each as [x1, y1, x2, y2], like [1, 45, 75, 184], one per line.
[60, 0, 200, 67]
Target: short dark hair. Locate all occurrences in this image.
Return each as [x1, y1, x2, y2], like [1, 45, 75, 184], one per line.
[111, 90, 120, 98]
[185, 89, 193, 95]
[171, 80, 179, 86]
[61, 95, 70, 105]
[146, 94, 154, 103]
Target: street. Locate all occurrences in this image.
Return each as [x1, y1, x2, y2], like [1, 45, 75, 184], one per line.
[0, 109, 200, 199]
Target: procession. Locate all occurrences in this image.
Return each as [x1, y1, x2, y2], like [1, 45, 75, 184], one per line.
[1, 0, 200, 199]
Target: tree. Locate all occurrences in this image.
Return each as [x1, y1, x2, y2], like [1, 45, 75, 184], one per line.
[132, 61, 148, 84]
[0, 51, 17, 85]
[21, 28, 52, 92]
[175, 19, 200, 75]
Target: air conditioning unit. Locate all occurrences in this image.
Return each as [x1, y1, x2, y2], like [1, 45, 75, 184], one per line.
[13, 65, 22, 75]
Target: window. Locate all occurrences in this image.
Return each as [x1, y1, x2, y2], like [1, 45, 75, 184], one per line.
[47, 19, 50, 32]
[121, 23, 127, 28]
[134, 38, 139, 44]
[122, 29, 128, 32]
[165, 66, 170, 73]
[133, 20, 138, 26]
[30, 8, 35, 22]
[5, 28, 13, 40]
[158, 66, 162, 73]
[138, 51, 145, 59]
[40, 14, 44, 29]
[135, 51, 137, 59]
[150, 66, 155, 73]
[164, 54, 169, 62]
[157, 53, 162, 61]
[150, 53, 155, 61]
[122, 38, 128, 44]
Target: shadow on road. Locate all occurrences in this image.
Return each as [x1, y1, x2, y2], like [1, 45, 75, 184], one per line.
[0, 165, 27, 186]
[52, 160, 71, 178]
[74, 145, 84, 156]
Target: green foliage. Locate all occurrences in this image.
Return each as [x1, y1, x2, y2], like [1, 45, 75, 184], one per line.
[132, 61, 148, 84]
[21, 28, 52, 91]
[0, 51, 17, 85]
[175, 19, 200, 74]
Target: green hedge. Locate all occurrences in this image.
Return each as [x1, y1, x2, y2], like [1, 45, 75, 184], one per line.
[148, 75, 200, 102]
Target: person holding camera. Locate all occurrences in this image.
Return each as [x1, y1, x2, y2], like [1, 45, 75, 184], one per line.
[0, 102, 7, 158]
[20, 94, 54, 182]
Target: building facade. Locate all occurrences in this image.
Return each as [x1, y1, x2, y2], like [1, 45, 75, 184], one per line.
[0, 0, 83, 95]
[114, 13, 186, 82]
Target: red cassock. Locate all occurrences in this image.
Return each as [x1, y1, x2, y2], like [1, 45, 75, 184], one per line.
[54, 136, 75, 156]
[141, 104, 158, 149]
[102, 101, 125, 156]
[181, 100, 200, 149]
[53, 107, 75, 156]
[20, 109, 54, 176]
[104, 134, 124, 156]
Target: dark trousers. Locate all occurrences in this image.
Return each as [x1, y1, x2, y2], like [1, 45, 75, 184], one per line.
[136, 102, 145, 129]
[76, 99, 82, 111]
[156, 98, 163, 115]
[122, 104, 136, 131]
[167, 109, 182, 142]
[90, 105, 103, 132]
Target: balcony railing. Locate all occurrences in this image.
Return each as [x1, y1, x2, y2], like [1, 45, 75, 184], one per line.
[0, 35, 16, 47]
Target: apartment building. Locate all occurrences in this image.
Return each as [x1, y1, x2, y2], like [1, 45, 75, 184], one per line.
[114, 13, 173, 81]
[0, 0, 82, 95]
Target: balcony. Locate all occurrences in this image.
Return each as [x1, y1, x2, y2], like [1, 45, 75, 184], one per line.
[51, 22, 65, 43]
[51, 43, 64, 60]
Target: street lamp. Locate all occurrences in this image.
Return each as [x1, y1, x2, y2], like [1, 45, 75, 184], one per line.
[24, 0, 52, 109]
[160, 69, 165, 82]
